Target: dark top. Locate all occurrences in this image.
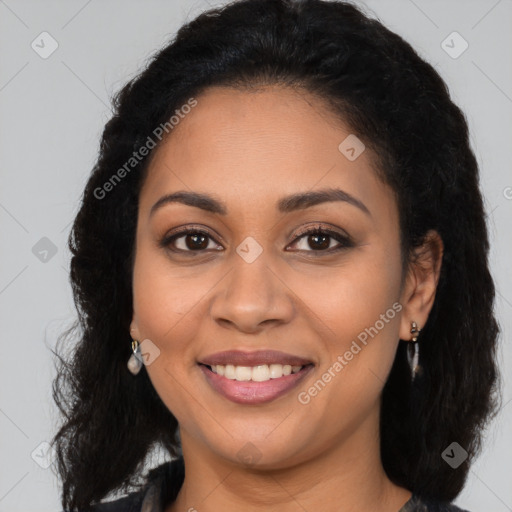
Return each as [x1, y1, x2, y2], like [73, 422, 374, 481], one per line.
[82, 456, 470, 512]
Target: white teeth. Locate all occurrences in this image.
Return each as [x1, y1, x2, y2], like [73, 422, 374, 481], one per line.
[208, 363, 305, 382]
[269, 364, 284, 378]
[224, 364, 236, 379]
[252, 365, 270, 382]
[235, 366, 252, 381]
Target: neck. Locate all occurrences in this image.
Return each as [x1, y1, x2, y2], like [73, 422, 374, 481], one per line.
[166, 410, 412, 512]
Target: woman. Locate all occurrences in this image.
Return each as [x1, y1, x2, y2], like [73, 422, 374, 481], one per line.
[51, 0, 500, 511]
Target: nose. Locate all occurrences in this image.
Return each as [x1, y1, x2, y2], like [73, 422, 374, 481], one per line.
[209, 251, 295, 334]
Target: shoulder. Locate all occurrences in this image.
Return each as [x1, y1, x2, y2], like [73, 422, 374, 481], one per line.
[402, 494, 471, 512]
[64, 457, 184, 512]
[59, 490, 145, 512]
[87, 491, 145, 512]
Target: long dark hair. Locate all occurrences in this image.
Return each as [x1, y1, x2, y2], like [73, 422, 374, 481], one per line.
[51, 0, 501, 510]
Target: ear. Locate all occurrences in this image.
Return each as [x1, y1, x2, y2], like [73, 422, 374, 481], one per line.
[130, 314, 141, 341]
[398, 229, 444, 341]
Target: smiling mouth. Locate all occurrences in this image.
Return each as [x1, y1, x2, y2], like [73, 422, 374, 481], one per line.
[199, 363, 314, 382]
[198, 362, 315, 404]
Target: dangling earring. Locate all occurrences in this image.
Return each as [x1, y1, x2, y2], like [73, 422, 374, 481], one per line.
[127, 339, 143, 375]
[407, 321, 422, 381]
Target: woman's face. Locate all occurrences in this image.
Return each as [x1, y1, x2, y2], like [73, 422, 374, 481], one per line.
[130, 85, 419, 469]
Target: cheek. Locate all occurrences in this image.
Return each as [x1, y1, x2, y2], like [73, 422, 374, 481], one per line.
[131, 246, 215, 407]
[292, 244, 403, 403]
[132, 241, 206, 338]
[131, 245, 209, 421]
[294, 246, 402, 345]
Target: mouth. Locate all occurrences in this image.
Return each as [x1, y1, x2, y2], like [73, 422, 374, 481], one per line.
[198, 349, 313, 368]
[198, 360, 315, 404]
[199, 362, 313, 382]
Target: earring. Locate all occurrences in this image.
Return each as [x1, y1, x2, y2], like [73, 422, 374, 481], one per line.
[127, 339, 143, 375]
[407, 321, 422, 380]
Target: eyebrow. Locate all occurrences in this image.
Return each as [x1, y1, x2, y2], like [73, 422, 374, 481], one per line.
[149, 187, 371, 218]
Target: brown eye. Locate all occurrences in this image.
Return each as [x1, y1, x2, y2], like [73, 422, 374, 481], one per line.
[305, 232, 331, 250]
[289, 226, 354, 253]
[160, 228, 222, 253]
[182, 232, 209, 250]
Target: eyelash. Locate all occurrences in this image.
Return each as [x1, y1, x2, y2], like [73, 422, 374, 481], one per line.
[159, 224, 354, 256]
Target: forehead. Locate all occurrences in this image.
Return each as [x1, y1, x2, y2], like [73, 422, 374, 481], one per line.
[139, 85, 395, 222]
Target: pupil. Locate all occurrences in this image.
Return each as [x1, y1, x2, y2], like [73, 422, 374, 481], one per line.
[183, 233, 332, 251]
[187, 233, 208, 250]
[309, 233, 329, 250]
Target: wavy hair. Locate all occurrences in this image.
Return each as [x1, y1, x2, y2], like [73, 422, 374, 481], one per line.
[51, 0, 501, 510]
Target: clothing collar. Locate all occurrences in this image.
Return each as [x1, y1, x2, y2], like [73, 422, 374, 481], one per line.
[137, 457, 461, 512]
[140, 456, 185, 512]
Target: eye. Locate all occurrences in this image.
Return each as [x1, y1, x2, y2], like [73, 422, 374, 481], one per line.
[288, 224, 354, 253]
[159, 224, 353, 255]
[159, 227, 222, 253]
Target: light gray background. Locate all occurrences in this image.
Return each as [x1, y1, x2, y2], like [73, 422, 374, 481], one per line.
[1, 1, 511, 511]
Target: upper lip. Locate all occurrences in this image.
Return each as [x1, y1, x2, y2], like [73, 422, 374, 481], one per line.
[199, 350, 313, 367]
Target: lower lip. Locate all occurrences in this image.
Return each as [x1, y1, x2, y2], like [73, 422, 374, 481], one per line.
[199, 364, 314, 405]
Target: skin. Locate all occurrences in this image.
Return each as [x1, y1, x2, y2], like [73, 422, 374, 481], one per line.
[130, 85, 443, 512]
